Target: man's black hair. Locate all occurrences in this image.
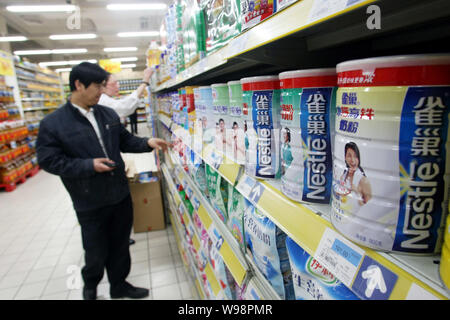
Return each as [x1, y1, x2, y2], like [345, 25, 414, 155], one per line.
[69, 62, 108, 92]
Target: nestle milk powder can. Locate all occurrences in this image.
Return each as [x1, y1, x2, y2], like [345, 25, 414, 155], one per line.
[241, 75, 281, 179]
[200, 86, 215, 144]
[440, 210, 450, 289]
[332, 54, 450, 254]
[211, 83, 230, 156]
[228, 80, 246, 164]
[279, 69, 336, 204]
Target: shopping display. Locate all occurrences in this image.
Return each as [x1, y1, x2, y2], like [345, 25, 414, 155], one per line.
[227, 80, 245, 164]
[211, 83, 230, 156]
[331, 54, 450, 254]
[279, 69, 336, 204]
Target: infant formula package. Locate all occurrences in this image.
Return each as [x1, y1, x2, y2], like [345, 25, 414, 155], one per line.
[241, 0, 274, 30]
[332, 54, 450, 254]
[208, 238, 234, 300]
[242, 76, 281, 179]
[227, 184, 246, 251]
[199, 86, 215, 144]
[285, 237, 360, 300]
[205, 164, 228, 223]
[244, 203, 294, 299]
[279, 69, 336, 204]
[228, 80, 246, 164]
[212, 83, 230, 157]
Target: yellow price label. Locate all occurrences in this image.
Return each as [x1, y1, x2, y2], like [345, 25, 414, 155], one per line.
[99, 59, 121, 74]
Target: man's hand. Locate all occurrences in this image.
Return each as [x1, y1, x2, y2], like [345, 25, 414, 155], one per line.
[142, 67, 154, 83]
[148, 138, 172, 152]
[93, 158, 115, 173]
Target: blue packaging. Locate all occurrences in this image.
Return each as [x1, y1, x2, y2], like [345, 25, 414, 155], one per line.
[285, 236, 360, 300]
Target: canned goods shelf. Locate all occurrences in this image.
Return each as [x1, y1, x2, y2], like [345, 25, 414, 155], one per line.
[159, 113, 450, 300]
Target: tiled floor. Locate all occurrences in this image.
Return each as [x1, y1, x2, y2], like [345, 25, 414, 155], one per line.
[0, 124, 199, 300]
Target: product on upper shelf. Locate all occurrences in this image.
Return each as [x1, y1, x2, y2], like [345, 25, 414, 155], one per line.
[182, 0, 206, 67]
[205, 163, 228, 223]
[199, 86, 215, 144]
[285, 236, 360, 300]
[331, 54, 450, 254]
[279, 68, 336, 205]
[211, 83, 230, 157]
[244, 202, 294, 299]
[275, 0, 298, 12]
[227, 80, 245, 164]
[241, 75, 281, 180]
[241, 0, 274, 30]
[200, 0, 241, 53]
[227, 184, 246, 251]
[440, 213, 450, 289]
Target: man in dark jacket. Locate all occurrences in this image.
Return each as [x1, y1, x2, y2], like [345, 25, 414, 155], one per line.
[36, 62, 171, 300]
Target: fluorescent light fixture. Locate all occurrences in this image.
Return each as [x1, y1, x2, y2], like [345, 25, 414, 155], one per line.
[121, 64, 136, 69]
[107, 4, 166, 11]
[0, 36, 28, 42]
[14, 49, 87, 55]
[110, 57, 138, 62]
[55, 68, 72, 73]
[117, 31, 159, 38]
[39, 59, 97, 67]
[6, 5, 76, 13]
[49, 34, 97, 40]
[104, 47, 138, 52]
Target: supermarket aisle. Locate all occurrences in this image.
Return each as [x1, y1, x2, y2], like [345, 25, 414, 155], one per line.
[0, 123, 197, 300]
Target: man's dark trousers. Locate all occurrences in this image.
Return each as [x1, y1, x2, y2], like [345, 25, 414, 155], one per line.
[75, 194, 133, 292]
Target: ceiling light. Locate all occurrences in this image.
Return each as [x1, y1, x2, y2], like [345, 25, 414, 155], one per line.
[0, 36, 28, 42]
[117, 31, 159, 38]
[55, 68, 73, 73]
[49, 34, 97, 40]
[6, 5, 76, 13]
[104, 47, 138, 52]
[110, 57, 138, 62]
[39, 59, 97, 67]
[121, 64, 136, 69]
[107, 4, 166, 11]
[14, 49, 87, 55]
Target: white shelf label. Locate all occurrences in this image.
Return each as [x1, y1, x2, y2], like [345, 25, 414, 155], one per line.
[308, 0, 366, 23]
[315, 228, 365, 287]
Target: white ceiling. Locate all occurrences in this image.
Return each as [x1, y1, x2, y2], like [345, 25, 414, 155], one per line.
[0, 0, 171, 71]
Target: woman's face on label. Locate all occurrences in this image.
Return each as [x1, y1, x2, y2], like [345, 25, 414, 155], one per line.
[345, 148, 359, 172]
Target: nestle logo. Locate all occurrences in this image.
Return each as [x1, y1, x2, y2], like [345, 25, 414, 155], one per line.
[342, 92, 358, 105]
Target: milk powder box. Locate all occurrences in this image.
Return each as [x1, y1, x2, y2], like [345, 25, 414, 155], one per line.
[211, 83, 230, 157]
[228, 80, 246, 164]
[285, 236, 360, 300]
[332, 54, 450, 254]
[244, 202, 295, 299]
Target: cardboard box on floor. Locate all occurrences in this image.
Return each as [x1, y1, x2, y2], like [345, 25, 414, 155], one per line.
[122, 152, 165, 233]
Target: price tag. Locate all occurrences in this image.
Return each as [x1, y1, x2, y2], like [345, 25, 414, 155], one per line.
[236, 175, 257, 199]
[315, 228, 365, 287]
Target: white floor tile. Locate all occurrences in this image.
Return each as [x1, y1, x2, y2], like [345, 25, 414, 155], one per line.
[151, 269, 178, 288]
[41, 291, 69, 300]
[43, 277, 69, 296]
[176, 267, 188, 282]
[0, 287, 19, 300]
[150, 255, 174, 273]
[148, 244, 172, 260]
[24, 267, 54, 284]
[152, 283, 182, 300]
[148, 237, 170, 248]
[129, 261, 150, 277]
[131, 249, 149, 263]
[0, 272, 27, 289]
[179, 281, 193, 299]
[128, 274, 151, 289]
[33, 255, 60, 270]
[14, 281, 47, 300]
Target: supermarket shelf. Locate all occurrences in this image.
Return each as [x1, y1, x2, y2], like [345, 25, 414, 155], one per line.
[23, 106, 59, 112]
[17, 75, 60, 85]
[169, 158, 250, 287]
[19, 87, 61, 94]
[152, 0, 450, 93]
[21, 98, 63, 102]
[15, 64, 59, 79]
[160, 113, 450, 300]
[163, 167, 224, 298]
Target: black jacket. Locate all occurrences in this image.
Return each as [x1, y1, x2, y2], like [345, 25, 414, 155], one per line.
[36, 101, 153, 211]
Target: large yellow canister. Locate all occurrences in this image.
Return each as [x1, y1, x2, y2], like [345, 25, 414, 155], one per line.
[331, 54, 450, 254]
